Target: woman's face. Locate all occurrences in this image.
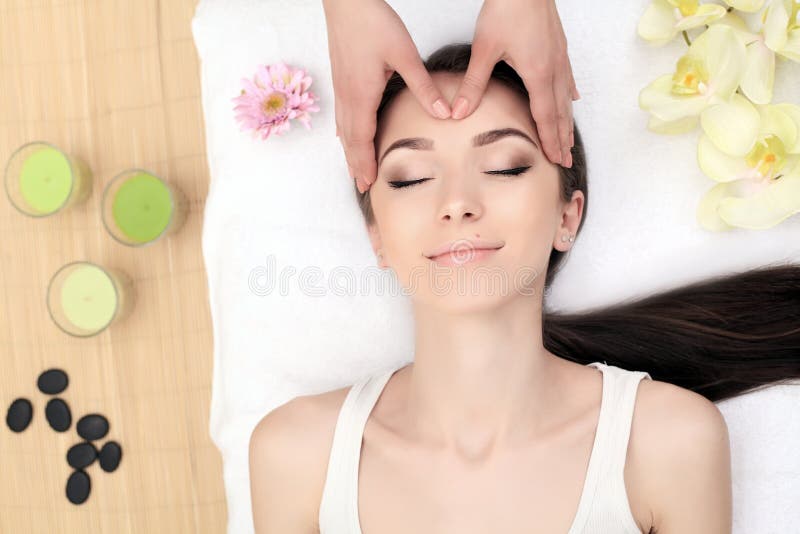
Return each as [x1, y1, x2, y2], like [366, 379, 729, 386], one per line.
[368, 72, 583, 309]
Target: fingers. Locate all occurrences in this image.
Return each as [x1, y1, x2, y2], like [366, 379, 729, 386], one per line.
[336, 91, 380, 192]
[395, 49, 452, 121]
[450, 38, 497, 120]
[554, 66, 574, 168]
[526, 73, 562, 166]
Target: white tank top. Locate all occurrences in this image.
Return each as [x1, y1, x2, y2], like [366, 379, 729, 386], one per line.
[318, 361, 652, 533]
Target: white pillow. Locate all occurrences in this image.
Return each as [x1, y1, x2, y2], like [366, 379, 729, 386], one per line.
[191, 1, 800, 532]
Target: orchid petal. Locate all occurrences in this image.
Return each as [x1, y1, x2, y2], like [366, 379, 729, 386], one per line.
[763, 0, 790, 51]
[758, 104, 799, 151]
[693, 25, 747, 97]
[638, 0, 679, 43]
[648, 114, 700, 134]
[718, 173, 800, 229]
[723, 0, 766, 12]
[773, 103, 800, 153]
[700, 93, 760, 156]
[639, 74, 712, 121]
[675, 4, 728, 31]
[697, 180, 739, 231]
[778, 28, 800, 61]
[698, 134, 756, 182]
[739, 40, 775, 104]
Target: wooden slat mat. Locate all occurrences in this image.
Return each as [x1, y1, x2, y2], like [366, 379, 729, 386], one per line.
[0, 0, 227, 531]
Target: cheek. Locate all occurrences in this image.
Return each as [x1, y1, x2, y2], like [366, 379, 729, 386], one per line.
[491, 184, 559, 270]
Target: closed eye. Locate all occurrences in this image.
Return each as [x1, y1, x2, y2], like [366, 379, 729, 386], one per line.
[388, 166, 532, 189]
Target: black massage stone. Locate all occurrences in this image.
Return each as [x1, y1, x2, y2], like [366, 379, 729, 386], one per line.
[67, 442, 98, 469]
[37, 368, 69, 395]
[98, 441, 123, 473]
[76, 413, 109, 441]
[6, 398, 33, 433]
[66, 470, 91, 505]
[45, 398, 71, 432]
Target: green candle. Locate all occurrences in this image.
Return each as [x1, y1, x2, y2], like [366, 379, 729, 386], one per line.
[110, 172, 173, 244]
[18, 146, 73, 214]
[60, 264, 118, 332]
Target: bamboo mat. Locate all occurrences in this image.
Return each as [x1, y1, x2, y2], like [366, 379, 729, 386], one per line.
[0, 1, 227, 532]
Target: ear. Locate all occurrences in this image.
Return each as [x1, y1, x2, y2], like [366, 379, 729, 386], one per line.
[367, 223, 387, 268]
[553, 190, 584, 252]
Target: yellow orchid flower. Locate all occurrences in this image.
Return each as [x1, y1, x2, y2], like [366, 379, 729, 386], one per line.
[762, 0, 800, 62]
[639, 24, 747, 126]
[723, 0, 767, 12]
[697, 99, 800, 230]
[638, 0, 728, 46]
[706, 10, 774, 104]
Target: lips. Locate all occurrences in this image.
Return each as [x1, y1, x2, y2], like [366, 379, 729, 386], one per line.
[428, 247, 501, 266]
[424, 238, 505, 260]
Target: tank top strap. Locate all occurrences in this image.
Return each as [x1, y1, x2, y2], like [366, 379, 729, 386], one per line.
[576, 362, 652, 533]
[318, 367, 396, 532]
[599, 363, 652, 475]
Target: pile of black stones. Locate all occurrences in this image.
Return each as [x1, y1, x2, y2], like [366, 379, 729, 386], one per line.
[5, 368, 123, 505]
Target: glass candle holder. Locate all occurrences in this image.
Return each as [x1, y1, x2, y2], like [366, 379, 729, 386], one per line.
[47, 261, 135, 337]
[4, 141, 92, 217]
[101, 168, 188, 246]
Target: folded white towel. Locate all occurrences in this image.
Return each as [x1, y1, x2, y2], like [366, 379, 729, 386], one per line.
[191, 1, 800, 532]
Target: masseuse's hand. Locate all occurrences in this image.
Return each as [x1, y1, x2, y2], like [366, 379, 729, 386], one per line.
[451, 0, 580, 168]
[322, 0, 452, 193]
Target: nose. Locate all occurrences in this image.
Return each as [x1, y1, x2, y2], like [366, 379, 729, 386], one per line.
[437, 190, 483, 223]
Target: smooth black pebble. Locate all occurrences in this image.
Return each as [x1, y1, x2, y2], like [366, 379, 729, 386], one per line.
[76, 413, 109, 441]
[6, 398, 33, 432]
[98, 441, 123, 473]
[67, 442, 98, 469]
[66, 470, 91, 505]
[37, 368, 69, 395]
[45, 398, 71, 432]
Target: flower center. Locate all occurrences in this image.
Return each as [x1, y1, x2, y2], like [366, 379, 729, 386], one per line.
[261, 92, 287, 116]
[745, 135, 787, 180]
[671, 54, 709, 95]
[673, 0, 699, 17]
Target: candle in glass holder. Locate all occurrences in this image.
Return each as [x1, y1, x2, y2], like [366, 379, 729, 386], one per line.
[102, 169, 188, 246]
[47, 262, 134, 337]
[4, 141, 92, 217]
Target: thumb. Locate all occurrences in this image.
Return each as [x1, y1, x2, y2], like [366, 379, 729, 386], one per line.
[450, 40, 497, 120]
[394, 52, 452, 120]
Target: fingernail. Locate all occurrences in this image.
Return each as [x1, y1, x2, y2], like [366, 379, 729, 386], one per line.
[433, 99, 451, 119]
[452, 97, 468, 120]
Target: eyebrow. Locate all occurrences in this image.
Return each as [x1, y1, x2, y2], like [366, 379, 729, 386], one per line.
[378, 127, 540, 166]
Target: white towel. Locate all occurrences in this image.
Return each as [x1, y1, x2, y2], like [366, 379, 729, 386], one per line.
[191, 1, 800, 532]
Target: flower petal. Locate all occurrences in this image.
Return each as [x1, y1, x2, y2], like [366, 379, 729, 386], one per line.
[648, 114, 699, 134]
[723, 0, 766, 12]
[739, 40, 775, 104]
[718, 173, 800, 229]
[697, 180, 739, 231]
[694, 25, 747, 97]
[639, 74, 712, 121]
[758, 104, 799, 151]
[675, 4, 728, 31]
[773, 103, 800, 153]
[698, 134, 756, 181]
[637, 0, 678, 44]
[700, 93, 760, 156]
[763, 0, 789, 51]
[778, 27, 800, 62]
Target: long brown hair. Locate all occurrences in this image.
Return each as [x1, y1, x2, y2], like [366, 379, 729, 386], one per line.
[356, 42, 800, 403]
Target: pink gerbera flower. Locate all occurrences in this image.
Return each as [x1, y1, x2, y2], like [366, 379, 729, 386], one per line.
[232, 61, 320, 140]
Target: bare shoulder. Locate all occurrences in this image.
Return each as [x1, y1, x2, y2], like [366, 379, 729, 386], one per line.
[249, 386, 351, 534]
[632, 378, 732, 534]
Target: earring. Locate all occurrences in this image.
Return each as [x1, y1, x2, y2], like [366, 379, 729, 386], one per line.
[560, 234, 575, 243]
